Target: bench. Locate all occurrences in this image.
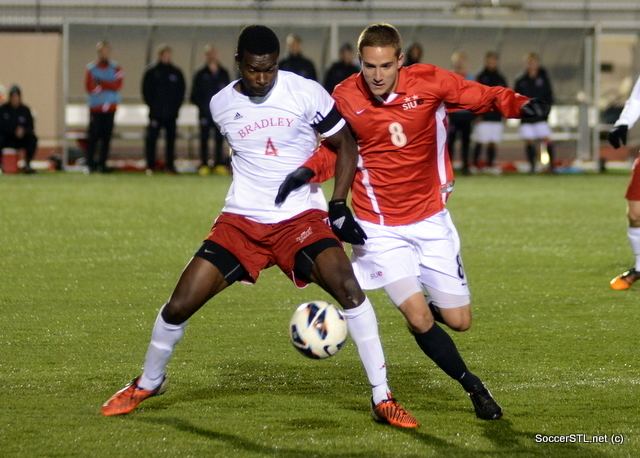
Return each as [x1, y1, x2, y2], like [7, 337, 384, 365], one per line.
[65, 103, 200, 141]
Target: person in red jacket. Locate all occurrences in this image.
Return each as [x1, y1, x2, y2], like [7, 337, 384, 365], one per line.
[84, 41, 123, 173]
[277, 23, 547, 420]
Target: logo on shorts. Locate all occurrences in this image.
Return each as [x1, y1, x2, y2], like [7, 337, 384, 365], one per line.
[370, 271, 383, 279]
[296, 227, 313, 244]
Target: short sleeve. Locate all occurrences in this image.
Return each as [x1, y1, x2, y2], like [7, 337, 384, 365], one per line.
[209, 93, 226, 136]
[301, 79, 346, 138]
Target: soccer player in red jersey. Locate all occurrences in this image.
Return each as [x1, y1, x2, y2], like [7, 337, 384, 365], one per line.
[277, 23, 547, 420]
[101, 25, 418, 429]
[607, 74, 640, 290]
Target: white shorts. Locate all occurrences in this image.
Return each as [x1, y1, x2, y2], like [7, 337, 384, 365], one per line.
[351, 209, 470, 298]
[519, 121, 551, 140]
[472, 121, 503, 144]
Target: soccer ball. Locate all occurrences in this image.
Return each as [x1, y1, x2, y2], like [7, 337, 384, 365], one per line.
[289, 300, 348, 359]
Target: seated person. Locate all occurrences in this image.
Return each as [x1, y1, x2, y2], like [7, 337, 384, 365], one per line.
[0, 85, 38, 173]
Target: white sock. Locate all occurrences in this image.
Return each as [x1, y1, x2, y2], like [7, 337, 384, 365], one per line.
[628, 227, 640, 271]
[342, 297, 390, 405]
[138, 306, 186, 390]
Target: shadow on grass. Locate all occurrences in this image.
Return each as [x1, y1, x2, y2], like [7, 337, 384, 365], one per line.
[478, 418, 609, 457]
[138, 416, 399, 457]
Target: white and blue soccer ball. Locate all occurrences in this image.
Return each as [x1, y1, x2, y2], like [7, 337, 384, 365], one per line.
[289, 300, 348, 359]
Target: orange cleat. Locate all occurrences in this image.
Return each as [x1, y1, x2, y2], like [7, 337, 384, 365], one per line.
[101, 376, 166, 416]
[610, 268, 640, 290]
[371, 394, 419, 429]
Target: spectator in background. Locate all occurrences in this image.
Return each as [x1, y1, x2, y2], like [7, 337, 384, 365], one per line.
[323, 43, 359, 93]
[190, 44, 231, 175]
[472, 51, 508, 171]
[84, 40, 123, 174]
[404, 42, 423, 66]
[0, 85, 37, 173]
[514, 52, 555, 173]
[447, 51, 475, 175]
[278, 33, 317, 81]
[142, 44, 185, 174]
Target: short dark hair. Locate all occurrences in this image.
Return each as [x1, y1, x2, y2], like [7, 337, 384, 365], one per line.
[236, 25, 280, 60]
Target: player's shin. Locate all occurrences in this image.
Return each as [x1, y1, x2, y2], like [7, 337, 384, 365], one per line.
[138, 304, 187, 390]
[628, 227, 640, 270]
[412, 324, 482, 393]
[342, 297, 390, 404]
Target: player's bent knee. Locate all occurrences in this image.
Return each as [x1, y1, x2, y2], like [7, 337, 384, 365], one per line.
[447, 315, 472, 332]
[341, 276, 365, 309]
[161, 300, 190, 325]
[627, 205, 640, 227]
[442, 305, 472, 332]
[407, 311, 434, 334]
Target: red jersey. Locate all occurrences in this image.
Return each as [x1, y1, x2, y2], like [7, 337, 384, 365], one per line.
[304, 64, 529, 226]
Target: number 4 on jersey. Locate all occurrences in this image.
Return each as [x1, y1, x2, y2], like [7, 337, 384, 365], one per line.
[265, 137, 279, 156]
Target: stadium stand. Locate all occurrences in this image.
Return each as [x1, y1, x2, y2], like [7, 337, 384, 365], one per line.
[1, 0, 640, 170]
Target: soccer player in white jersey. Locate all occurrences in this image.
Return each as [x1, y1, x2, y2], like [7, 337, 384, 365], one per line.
[101, 25, 418, 429]
[607, 74, 640, 290]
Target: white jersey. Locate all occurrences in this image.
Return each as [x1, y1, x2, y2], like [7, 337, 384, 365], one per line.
[210, 70, 345, 223]
[616, 75, 640, 128]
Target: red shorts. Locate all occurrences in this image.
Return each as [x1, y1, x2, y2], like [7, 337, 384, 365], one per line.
[205, 209, 339, 287]
[626, 157, 640, 201]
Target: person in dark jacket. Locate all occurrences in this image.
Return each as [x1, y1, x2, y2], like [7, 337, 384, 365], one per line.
[472, 51, 508, 170]
[405, 42, 423, 66]
[142, 44, 185, 174]
[514, 53, 555, 173]
[0, 85, 37, 173]
[447, 51, 475, 175]
[323, 43, 359, 94]
[278, 34, 317, 81]
[85, 40, 123, 173]
[190, 44, 230, 175]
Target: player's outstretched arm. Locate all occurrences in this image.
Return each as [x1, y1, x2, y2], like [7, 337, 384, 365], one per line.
[440, 67, 529, 118]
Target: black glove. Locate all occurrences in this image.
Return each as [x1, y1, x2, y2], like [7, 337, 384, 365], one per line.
[328, 199, 367, 245]
[275, 167, 315, 205]
[608, 125, 628, 149]
[520, 98, 550, 120]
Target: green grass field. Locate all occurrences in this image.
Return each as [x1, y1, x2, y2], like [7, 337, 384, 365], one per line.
[1, 172, 638, 457]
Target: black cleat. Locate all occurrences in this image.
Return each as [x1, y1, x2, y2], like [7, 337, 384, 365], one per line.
[468, 384, 502, 420]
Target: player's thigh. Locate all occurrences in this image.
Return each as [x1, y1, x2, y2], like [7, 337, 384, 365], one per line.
[397, 291, 433, 333]
[351, 220, 420, 290]
[164, 255, 228, 324]
[310, 245, 365, 308]
[411, 211, 470, 295]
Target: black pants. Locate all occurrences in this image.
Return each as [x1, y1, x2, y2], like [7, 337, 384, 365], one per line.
[199, 116, 227, 167]
[447, 117, 472, 170]
[86, 111, 115, 171]
[0, 132, 38, 169]
[145, 117, 177, 171]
